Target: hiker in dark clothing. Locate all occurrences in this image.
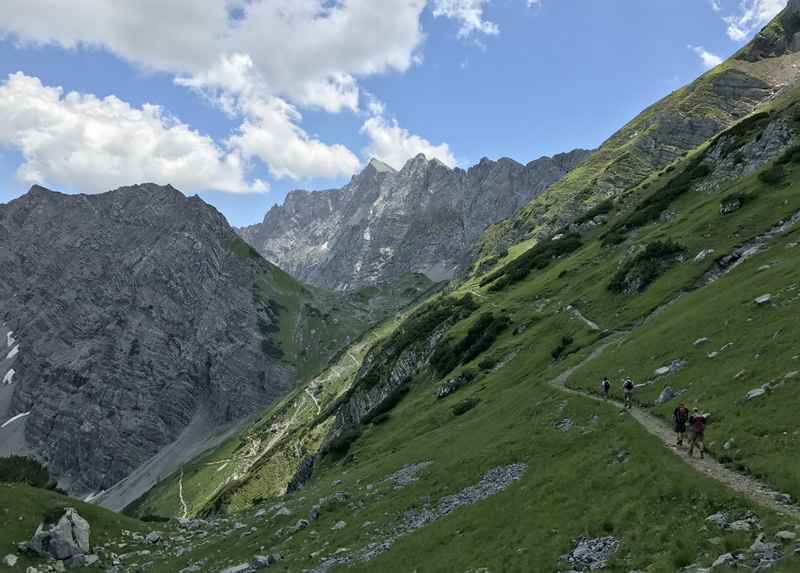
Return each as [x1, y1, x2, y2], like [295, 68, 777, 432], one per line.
[623, 378, 634, 409]
[688, 408, 707, 459]
[601, 377, 611, 400]
[673, 402, 689, 446]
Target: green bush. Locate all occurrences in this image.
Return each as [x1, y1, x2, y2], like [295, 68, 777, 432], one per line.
[551, 336, 574, 361]
[430, 313, 510, 376]
[451, 398, 479, 416]
[481, 235, 583, 292]
[608, 239, 686, 294]
[603, 158, 711, 244]
[758, 164, 786, 185]
[574, 200, 614, 225]
[325, 428, 361, 458]
[478, 357, 498, 370]
[0, 456, 51, 488]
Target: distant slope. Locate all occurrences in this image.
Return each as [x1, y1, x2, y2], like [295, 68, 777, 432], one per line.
[476, 0, 800, 258]
[0, 184, 430, 501]
[240, 150, 590, 290]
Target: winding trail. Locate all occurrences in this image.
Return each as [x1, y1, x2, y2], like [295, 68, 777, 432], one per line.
[548, 335, 800, 521]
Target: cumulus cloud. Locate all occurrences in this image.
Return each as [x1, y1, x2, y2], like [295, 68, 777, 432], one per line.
[718, 0, 787, 42]
[0, 72, 264, 194]
[688, 44, 724, 68]
[361, 113, 457, 170]
[432, 0, 499, 38]
[0, 1, 495, 188]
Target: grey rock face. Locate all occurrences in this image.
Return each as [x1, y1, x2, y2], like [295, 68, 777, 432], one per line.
[0, 184, 301, 494]
[240, 151, 590, 289]
[24, 508, 90, 560]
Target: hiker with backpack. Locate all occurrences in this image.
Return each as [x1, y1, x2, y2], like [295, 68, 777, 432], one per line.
[623, 377, 634, 409]
[601, 377, 611, 400]
[688, 408, 707, 459]
[673, 402, 689, 446]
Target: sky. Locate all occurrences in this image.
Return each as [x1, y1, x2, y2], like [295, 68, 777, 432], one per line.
[0, 0, 789, 227]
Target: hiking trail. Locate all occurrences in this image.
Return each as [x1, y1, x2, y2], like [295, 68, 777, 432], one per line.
[548, 335, 800, 521]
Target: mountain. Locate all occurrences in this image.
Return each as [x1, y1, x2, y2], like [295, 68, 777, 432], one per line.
[239, 150, 591, 289]
[0, 184, 433, 502]
[476, 0, 800, 259]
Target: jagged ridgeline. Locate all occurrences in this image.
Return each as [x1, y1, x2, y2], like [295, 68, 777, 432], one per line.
[121, 41, 800, 573]
[0, 184, 435, 508]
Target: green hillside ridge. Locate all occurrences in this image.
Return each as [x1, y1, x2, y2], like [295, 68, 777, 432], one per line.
[476, 1, 800, 260]
[95, 77, 800, 573]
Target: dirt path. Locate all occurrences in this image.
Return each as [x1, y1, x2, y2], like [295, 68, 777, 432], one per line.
[548, 337, 800, 521]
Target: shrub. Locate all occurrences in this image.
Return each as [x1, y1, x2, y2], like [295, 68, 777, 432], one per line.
[142, 515, 171, 523]
[574, 200, 614, 225]
[0, 456, 51, 488]
[362, 386, 410, 424]
[758, 164, 786, 185]
[325, 428, 361, 458]
[603, 158, 711, 244]
[451, 398, 479, 416]
[430, 313, 510, 376]
[481, 235, 583, 292]
[478, 357, 498, 370]
[370, 412, 391, 425]
[608, 239, 686, 294]
[551, 336, 574, 361]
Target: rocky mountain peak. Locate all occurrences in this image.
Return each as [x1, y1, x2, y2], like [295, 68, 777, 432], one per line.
[239, 149, 591, 289]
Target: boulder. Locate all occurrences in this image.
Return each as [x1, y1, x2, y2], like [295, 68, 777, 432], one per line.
[219, 564, 251, 573]
[745, 386, 768, 401]
[693, 337, 711, 346]
[776, 530, 797, 543]
[711, 553, 738, 568]
[26, 508, 91, 561]
[252, 554, 276, 569]
[655, 387, 679, 405]
[755, 294, 772, 305]
[145, 532, 161, 544]
[3, 554, 18, 567]
[331, 521, 347, 531]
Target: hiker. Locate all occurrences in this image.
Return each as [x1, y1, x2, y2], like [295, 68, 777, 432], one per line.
[623, 377, 634, 409]
[688, 408, 707, 459]
[601, 377, 611, 400]
[673, 402, 689, 446]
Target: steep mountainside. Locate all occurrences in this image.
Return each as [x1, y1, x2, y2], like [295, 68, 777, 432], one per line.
[0, 184, 432, 500]
[104, 81, 800, 573]
[239, 150, 590, 289]
[476, 0, 800, 259]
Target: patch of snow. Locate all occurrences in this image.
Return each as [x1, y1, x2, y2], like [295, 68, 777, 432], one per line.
[6, 332, 14, 348]
[1, 411, 30, 429]
[320, 241, 330, 251]
[83, 491, 105, 503]
[5, 345, 18, 361]
[2, 369, 14, 385]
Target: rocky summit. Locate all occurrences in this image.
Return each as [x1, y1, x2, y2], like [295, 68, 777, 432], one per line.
[239, 151, 590, 289]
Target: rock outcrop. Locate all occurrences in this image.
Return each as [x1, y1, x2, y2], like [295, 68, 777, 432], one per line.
[240, 151, 591, 289]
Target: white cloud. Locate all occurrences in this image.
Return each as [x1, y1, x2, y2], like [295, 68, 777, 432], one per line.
[361, 113, 456, 170]
[688, 44, 724, 68]
[432, 0, 499, 38]
[718, 0, 787, 42]
[0, 72, 264, 194]
[710, 0, 722, 13]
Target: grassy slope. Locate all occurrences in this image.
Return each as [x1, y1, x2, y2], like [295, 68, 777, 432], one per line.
[120, 101, 800, 571]
[0, 484, 143, 570]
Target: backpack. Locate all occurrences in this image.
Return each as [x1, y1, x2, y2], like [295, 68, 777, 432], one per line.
[624, 379, 633, 391]
[675, 407, 688, 422]
[691, 415, 705, 433]
[602, 379, 610, 391]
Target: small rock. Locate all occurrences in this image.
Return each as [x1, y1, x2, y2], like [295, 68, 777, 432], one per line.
[776, 531, 797, 542]
[694, 249, 715, 263]
[308, 506, 320, 522]
[723, 439, 735, 450]
[273, 507, 291, 517]
[755, 294, 772, 305]
[745, 387, 767, 401]
[706, 512, 728, 528]
[655, 387, 677, 405]
[145, 532, 161, 544]
[3, 554, 18, 567]
[331, 521, 346, 531]
[254, 509, 267, 518]
[707, 352, 719, 359]
[775, 493, 793, 505]
[252, 554, 276, 569]
[711, 553, 737, 568]
[219, 563, 251, 573]
[554, 418, 573, 432]
[693, 337, 711, 347]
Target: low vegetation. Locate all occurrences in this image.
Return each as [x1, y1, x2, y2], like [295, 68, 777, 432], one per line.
[608, 239, 686, 294]
[480, 234, 582, 291]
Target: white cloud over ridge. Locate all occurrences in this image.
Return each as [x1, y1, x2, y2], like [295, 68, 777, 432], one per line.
[0, 72, 264, 194]
[688, 45, 724, 68]
[361, 114, 457, 171]
[718, 0, 787, 42]
[432, 0, 499, 38]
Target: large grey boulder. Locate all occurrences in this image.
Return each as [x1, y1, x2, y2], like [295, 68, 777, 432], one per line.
[26, 508, 90, 560]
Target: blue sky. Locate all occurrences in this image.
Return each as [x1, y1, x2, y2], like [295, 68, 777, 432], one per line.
[0, 0, 787, 227]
